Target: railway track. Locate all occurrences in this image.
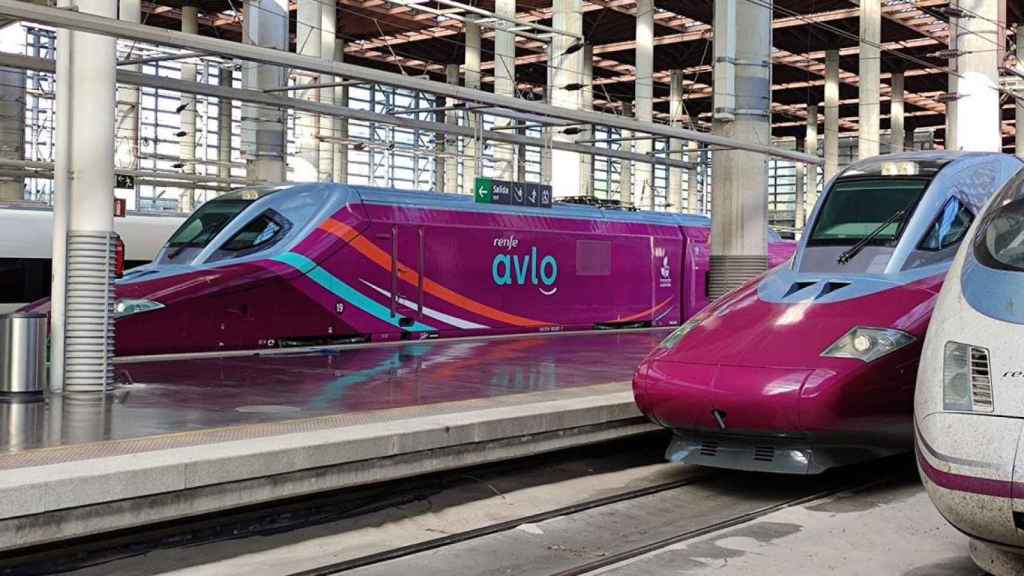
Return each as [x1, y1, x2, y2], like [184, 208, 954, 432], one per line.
[312, 457, 912, 576]
[3, 438, 914, 576]
[287, 473, 716, 576]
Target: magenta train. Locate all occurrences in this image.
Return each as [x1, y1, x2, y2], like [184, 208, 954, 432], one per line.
[30, 184, 793, 356]
[633, 152, 1024, 474]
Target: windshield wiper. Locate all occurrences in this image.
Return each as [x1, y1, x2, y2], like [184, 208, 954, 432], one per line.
[166, 230, 205, 260]
[837, 208, 907, 265]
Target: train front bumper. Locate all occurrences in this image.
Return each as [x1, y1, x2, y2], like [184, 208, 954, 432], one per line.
[635, 358, 915, 473]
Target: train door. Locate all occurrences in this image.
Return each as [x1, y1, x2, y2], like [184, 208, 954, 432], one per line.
[611, 235, 655, 325]
[392, 224, 429, 336]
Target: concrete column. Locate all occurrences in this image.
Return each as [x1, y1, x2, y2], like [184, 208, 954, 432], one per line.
[294, 0, 320, 181]
[668, 70, 685, 213]
[242, 0, 287, 182]
[686, 140, 699, 213]
[178, 4, 198, 210]
[954, 0, 1002, 152]
[218, 67, 232, 181]
[905, 125, 917, 152]
[578, 43, 593, 196]
[801, 104, 818, 229]
[708, 0, 771, 299]
[491, 0, 516, 180]
[858, 0, 881, 159]
[550, 0, 583, 197]
[634, 0, 654, 209]
[63, 0, 117, 392]
[318, 0, 335, 181]
[444, 63, 459, 193]
[1018, 25, 1024, 158]
[114, 0, 139, 180]
[333, 41, 348, 183]
[0, 60, 24, 201]
[463, 17, 480, 194]
[824, 49, 840, 183]
[890, 71, 905, 153]
[946, 15, 958, 150]
[619, 101, 633, 205]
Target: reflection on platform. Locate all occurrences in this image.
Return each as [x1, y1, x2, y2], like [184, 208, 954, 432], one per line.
[1, 330, 668, 453]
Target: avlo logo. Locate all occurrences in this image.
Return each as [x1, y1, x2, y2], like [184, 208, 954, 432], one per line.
[491, 238, 558, 296]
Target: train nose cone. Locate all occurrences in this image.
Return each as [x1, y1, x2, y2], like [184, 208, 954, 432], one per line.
[708, 365, 810, 432]
[635, 360, 810, 433]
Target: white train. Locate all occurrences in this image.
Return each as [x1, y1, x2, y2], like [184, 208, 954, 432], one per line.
[916, 166, 1024, 575]
[0, 204, 184, 313]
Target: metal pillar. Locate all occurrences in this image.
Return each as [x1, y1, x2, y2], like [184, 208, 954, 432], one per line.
[687, 140, 699, 213]
[668, 70, 684, 213]
[0, 61, 24, 201]
[61, 0, 117, 392]
[217, 66, 232, 181]
[634, 0, 654, 209]
[178, 4, 198, 211]
[444, 63, 459, 193]
[318, 0, 335, 181]
[550, 0, 582, 197]
[114, 0, 139, 182]
[953, 0, 1003, 152]
[463, 17, 480, 194]
[1018, 25, 1024, 159]
[707, 0, 771, 299]
[858, 0, 880, 159]
[541, 43, 553, 185]
[242, 0, 287, 182]
[491, 0, 516, 180]
[619, 100, 633, 205]
[294, 0, 320, 181]
[333, 40, 348, 183]
[801, 104, 818, 230]
[578, 43, 593, 196]
[824, 49, 840, 183]
[890, 71, 905, 153]
[946, 15, 958, 150]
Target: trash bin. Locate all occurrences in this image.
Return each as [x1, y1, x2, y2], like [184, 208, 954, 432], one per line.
[0, 312, 46, 395]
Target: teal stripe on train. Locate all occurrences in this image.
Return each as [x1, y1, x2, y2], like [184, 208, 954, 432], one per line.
[272, 252, 435, 332]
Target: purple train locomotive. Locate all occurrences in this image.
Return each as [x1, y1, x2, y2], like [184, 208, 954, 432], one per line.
[633, 151, 1023, 474]
[31, 184, 794, 356]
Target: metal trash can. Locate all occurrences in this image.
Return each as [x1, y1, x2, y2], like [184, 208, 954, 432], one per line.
[0, 312, 46, 395]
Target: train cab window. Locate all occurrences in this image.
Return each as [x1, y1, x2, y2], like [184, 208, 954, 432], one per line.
[210, 209, 291, 261]
[808, 178, 928, 246]
[975, 176, 1024, 272]
[166, 198, 254, 257]
[919, 197, 973, 252]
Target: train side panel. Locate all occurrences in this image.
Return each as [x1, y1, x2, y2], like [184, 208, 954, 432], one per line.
[341, 203, 686, 337]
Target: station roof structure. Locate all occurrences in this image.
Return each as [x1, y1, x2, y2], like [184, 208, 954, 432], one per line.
[136, 0, 1024, 151]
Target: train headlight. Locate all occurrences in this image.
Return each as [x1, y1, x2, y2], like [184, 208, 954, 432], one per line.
[943, 341, 993, 412]
[821, 327, 915, 363]
[658, 315, 703, 350]
[114, 298, 164, 318]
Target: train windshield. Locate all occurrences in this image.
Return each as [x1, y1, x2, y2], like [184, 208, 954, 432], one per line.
[164, 187, 285, 257]
[808, 178, 928, 246]
[975, 175, 1024, 272]
[166, 198, 254, 252]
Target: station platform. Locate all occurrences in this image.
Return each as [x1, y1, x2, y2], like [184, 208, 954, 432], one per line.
[0, 329, 666, 553]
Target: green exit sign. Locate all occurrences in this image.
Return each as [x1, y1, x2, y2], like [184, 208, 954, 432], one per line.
[474, 177, 493, 203]
[474, 177, 552, 208]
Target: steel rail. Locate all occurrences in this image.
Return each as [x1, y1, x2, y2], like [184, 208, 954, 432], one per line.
[0, 0, 821, 165]
[287, 474, 713, 576]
